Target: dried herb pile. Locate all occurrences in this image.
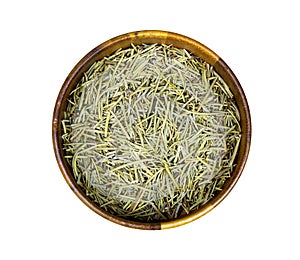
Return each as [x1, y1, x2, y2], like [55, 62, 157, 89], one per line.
[62, 44, 241, 221]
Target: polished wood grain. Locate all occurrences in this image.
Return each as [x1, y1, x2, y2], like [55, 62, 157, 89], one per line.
[53, 30, 251, 230]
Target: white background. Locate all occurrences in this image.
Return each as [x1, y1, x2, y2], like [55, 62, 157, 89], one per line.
[1, 0, 299, 259]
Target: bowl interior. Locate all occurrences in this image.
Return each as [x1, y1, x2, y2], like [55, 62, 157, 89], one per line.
[53, 31, 251, 230]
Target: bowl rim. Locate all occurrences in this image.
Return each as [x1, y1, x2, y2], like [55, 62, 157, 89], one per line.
[52, 30, 251, 230]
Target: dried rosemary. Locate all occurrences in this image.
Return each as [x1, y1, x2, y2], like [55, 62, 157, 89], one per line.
[62, 44, 241, 222]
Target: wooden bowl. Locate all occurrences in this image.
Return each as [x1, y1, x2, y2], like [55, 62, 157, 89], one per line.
[52, 30, 251, 230]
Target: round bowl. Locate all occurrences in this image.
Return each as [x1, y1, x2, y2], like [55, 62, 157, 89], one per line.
[53, 30, 251, 230]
